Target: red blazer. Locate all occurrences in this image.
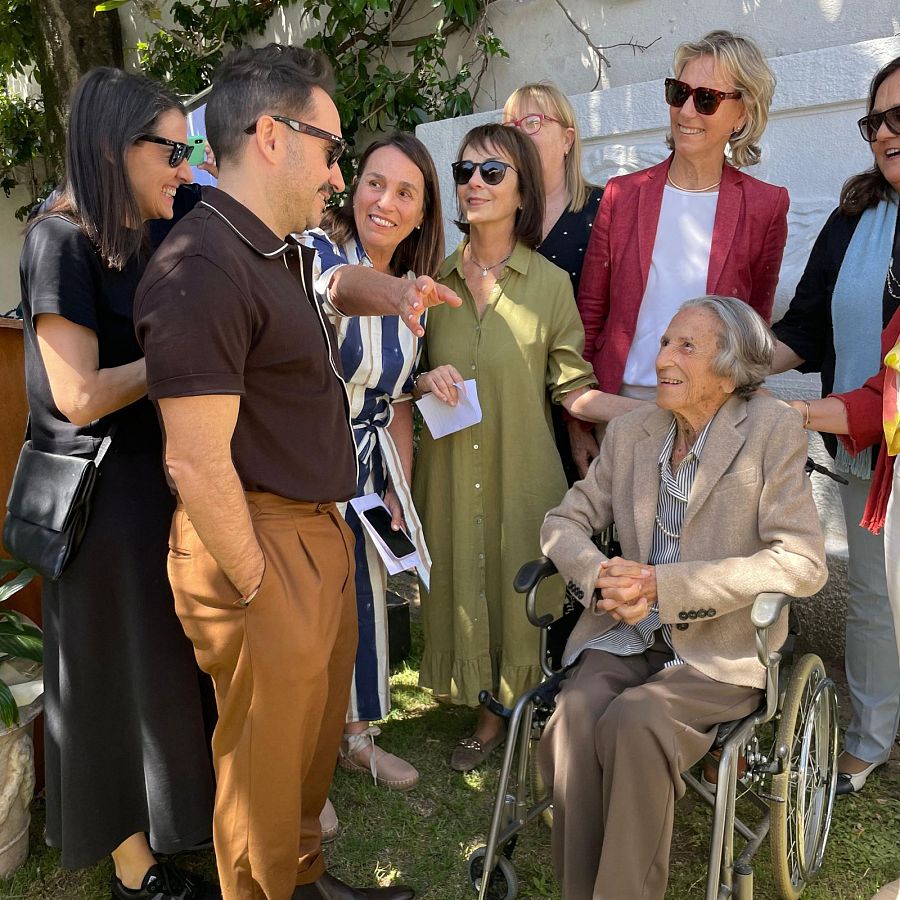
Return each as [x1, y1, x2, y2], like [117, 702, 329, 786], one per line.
[834, 305, 900, 533]
[577, 155, 790, 392]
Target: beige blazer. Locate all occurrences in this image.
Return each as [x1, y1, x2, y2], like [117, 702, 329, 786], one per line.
[540, 394, 828, 689]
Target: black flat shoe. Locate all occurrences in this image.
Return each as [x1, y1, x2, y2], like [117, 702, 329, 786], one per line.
[111, 863, 221, 900]
[835, 760, 884, 796]
[293, 870, 415, 899]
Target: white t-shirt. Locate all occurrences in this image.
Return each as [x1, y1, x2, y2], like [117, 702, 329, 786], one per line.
[621, 185, 718, 390]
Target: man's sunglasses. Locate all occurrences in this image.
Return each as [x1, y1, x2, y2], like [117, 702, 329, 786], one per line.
[664, 78, 742, 116]
[244, 115, 347, 168]
[451, 159, 517, 186]
[857, 104, 900, 143]
[134, 134, 198, 167]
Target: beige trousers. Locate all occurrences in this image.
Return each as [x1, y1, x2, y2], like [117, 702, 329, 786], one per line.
[539, 639, 760, 900]
[168, 493, 357, 900]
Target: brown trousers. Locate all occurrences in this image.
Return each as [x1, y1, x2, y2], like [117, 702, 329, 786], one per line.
[168, 493, 357, 900]
[538, 639, 760, 900]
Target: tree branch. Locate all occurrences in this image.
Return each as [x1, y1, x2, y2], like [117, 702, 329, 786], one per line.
[551, 0, 659, 90]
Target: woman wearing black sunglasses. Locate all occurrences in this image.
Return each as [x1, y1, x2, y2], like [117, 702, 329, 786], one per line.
[411, 124, 639, 772]
[19, 68, 217, 898]
[772, 55, 900, 799]
[575, 30, 788, 476]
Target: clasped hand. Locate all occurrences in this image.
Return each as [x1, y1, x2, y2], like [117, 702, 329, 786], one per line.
[594, 557, 658, 626]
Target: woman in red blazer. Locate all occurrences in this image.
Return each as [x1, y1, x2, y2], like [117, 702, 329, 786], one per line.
[570, 30, 789, 475]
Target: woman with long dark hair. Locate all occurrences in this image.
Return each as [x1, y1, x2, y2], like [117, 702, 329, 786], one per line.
[20, 68, 216, 898]
[774, 56, 900, 796]
[303, 133, 443, 822]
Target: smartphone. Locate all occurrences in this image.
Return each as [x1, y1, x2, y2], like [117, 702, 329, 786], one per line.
[361, 506, 416, 558]
[187, 136, 207, 166]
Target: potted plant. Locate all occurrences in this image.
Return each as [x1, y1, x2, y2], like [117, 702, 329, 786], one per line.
[0, 558, 42, 877]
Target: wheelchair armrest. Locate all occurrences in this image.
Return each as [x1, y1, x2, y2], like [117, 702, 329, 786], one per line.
[514, 556, 558, 594]
[750, 592, 790, 630]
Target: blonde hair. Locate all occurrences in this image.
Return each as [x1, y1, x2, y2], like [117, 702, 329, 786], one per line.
[666, 30, 775, 168]
[503, 82, 595, 212]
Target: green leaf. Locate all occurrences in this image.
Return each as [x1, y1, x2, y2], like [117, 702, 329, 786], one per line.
[0, 681, 18, 729]
[94, 0, 131, 12]
[0, 629, 43, 664]
[0, 567, 37, 604]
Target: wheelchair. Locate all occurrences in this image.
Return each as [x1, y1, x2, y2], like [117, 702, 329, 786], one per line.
[467, 526, 839, 900]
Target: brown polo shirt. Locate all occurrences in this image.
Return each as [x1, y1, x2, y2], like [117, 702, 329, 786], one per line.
[134, 186, 357, 502]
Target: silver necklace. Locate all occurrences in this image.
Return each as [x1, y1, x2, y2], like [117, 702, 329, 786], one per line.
[666, 173, 722, 193]
[887, 257, 900, 301]
[468, 245, 513, 277]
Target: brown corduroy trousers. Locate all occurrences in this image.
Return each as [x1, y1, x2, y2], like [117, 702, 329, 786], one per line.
[538, 638, 760, 900]
[168, 493, 357, 900]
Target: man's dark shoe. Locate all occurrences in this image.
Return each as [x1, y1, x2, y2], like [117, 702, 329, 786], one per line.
[111, 862, 221, 899]
[292, 870, 415, 899]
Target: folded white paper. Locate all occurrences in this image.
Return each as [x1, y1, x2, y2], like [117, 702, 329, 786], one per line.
[349, 494, 421, 576]
[415, 379, 482, 439]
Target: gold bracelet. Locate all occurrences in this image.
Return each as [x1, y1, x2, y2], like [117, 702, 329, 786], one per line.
[802, 400, 811, 429]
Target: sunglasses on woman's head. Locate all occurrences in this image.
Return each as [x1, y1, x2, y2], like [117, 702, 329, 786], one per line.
[503, 113, 560, 135]
[134, 134, 193, 167]
[451, 159, 517, 186]
[664, 78, 742, 116]
[857, 104, 900, 143]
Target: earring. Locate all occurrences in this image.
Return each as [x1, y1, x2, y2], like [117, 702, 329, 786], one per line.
[415, 224, 422, 230]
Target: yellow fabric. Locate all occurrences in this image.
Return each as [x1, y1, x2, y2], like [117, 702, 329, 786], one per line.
[884, 340, 900, 456]
[412, 240, 597, 707]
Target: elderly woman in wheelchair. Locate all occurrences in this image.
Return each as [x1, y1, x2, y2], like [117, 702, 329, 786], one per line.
[538, 296, 828, 900]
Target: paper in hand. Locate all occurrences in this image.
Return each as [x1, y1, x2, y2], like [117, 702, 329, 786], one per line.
[415, 379, 482, 439]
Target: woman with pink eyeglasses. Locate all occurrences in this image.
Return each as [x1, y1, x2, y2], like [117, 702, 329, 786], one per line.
[502, 83, 602, 484]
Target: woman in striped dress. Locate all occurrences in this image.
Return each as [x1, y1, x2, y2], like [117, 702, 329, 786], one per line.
[306, 134, 444, 807]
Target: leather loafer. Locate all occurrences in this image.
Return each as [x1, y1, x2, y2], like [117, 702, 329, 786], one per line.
[835, 759, 884, 796]
[292, 870, 415, 899]
[111, 863, 220, 899]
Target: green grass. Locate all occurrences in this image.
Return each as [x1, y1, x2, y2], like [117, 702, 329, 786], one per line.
[1, 614, 897, 899]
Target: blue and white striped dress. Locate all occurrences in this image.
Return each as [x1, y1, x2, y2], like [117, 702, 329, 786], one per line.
[306, 228, 429, 721]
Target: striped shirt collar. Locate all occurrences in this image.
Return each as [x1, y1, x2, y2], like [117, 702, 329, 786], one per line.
[658, 414, 716, 502]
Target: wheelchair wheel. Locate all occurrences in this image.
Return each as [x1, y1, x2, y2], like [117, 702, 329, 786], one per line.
[468, 846, 519, 900]
[770, 653, 839, 900]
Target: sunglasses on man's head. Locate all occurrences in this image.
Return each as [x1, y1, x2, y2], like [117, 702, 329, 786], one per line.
[134, 134, 195, 167]
[664, 78, 742, 116]
[451, 159, 517, 186]
[244, 115, 347, 168]
[857, 104, 900, 143]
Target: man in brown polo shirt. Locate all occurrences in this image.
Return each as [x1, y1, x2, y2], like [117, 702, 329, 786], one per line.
[134, 44, 458, 900]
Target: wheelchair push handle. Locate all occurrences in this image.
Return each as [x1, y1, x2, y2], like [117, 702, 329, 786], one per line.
[804, 456, 848, 485]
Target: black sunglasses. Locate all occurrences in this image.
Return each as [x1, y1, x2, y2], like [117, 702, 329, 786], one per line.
[664, 78, 742, 116]
[244, 115, 347, 168]
[134, 134, 193, 167]
[451, 159, 517, 186]
[857, 104, 900, 143]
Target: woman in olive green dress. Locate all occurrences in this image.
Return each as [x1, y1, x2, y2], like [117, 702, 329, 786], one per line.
[412, 124, 640, 771]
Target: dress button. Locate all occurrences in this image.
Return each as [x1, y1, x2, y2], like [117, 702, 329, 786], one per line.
[471, 364, 476, 370]
[688, 610, 697, 620]
[676, 623, 689, 631]
[475, 516, 483, 524]
[697, 609, 707, 618]
[678, 611, 689, 621]
[708, 608, 716, 617]
[473, 444, 479, 450]
[475, 483, 481, 489]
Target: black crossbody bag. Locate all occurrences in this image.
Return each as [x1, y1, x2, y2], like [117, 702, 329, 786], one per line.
[3, 426, 114, 580]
